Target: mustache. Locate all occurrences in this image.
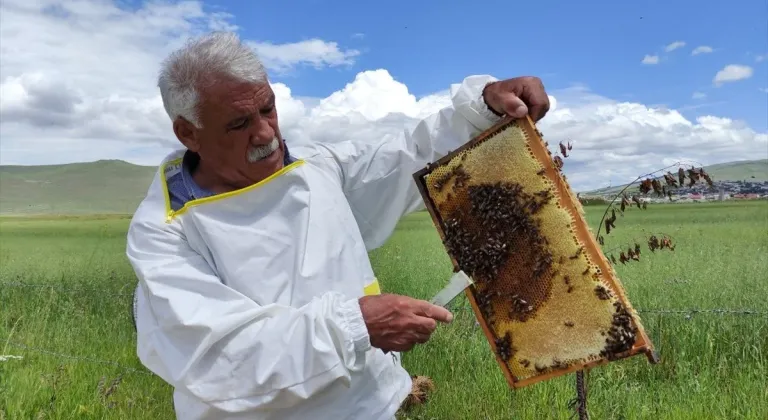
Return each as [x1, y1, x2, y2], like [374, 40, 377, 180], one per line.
[247, 137, 280, 162]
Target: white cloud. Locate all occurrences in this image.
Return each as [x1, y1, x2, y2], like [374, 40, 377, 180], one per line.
[642, 55, 660, 65]
[692, 46, 714, 55]
[713, 64, 754, 86]
[692, 92, 707, 100]
[756, 54, 767, 62]
[665, 41, 686, 52]
[1, 0, 767, 193]
[248, 39, 361, 73]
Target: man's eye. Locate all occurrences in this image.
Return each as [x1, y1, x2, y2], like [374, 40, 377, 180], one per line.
[232, 119, 248, 130]
[260, 106, 274, 115]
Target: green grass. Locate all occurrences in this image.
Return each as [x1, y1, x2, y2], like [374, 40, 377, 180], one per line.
[1, 201, 767, 419]
[0, 160, 156, 215]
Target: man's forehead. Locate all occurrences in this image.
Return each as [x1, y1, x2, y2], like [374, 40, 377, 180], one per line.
[203, 79, 274, 108]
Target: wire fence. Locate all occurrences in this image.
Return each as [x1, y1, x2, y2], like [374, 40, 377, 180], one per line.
[1, 281, 135, 297]
[1, 340, 153, 376]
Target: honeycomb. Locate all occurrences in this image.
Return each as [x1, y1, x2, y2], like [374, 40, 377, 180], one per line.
[413, 116, 658, 389]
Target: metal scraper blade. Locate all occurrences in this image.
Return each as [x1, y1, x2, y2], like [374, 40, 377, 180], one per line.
[430, 270, 474, 307]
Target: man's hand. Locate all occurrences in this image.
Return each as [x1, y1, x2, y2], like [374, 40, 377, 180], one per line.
[359, 293, 453, 353]
[482, 76, 551, 122]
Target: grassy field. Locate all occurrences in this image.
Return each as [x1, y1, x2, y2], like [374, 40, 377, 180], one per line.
[1, 158, 765, 215]
[1, 201, 766, 419]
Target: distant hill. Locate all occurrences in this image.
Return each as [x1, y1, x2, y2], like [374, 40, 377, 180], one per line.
[0, 158, 766, 215]
[0, 160, 157, 215]
[584, 159, 768, 196]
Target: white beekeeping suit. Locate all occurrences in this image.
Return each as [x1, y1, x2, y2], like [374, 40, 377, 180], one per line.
[126, 74, 502, 420]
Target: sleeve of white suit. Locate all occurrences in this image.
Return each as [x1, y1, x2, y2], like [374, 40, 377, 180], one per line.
[314, 74, 503, 251]
[126, 216, 371, 413]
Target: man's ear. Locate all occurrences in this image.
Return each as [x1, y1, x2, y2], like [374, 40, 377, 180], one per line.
[173, 118, 200, 151]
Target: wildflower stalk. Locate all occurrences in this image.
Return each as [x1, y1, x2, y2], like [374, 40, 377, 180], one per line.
[594, 160, 709, 239]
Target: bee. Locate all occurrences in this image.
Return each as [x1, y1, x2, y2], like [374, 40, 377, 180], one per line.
[553, 155, 564, 170]
[620, 194, 630, 212]
[627, 247, 639, 261]
[551, 359, 567, 370]
[663, 172, 678, 187]
[605, 208, 617, 235]
[594, 285, 612, 300]
[582, 266, 590, 275]
[570, 246, 583, 259]
[567, 285, 575, 293]
[537, 168, 546, 176]
[651, 179, 663, 196]
[520, 359, 531, 368]
[494, 332, 513, 361]
[564, 321, 575, 327]
[639, 178, 653, 194]
[559, 141, 569, 158]
[687, 168, 701, 186]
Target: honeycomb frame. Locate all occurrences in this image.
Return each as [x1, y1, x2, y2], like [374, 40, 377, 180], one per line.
[412, 116, 658, 389]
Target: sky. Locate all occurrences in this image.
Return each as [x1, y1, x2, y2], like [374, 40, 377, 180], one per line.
[0, 0, 766, 191]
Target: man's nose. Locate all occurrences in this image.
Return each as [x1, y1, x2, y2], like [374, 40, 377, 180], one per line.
[250, 118, 275, 144]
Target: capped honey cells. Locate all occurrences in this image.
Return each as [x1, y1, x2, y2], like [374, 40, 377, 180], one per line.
[412, 116, 657, 389]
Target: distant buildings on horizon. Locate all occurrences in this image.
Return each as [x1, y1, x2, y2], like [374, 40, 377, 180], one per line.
[581, 179, 768, 203]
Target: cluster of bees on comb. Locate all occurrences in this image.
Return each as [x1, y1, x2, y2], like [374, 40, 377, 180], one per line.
[440, 178, 557, 329]
[601, 300, 637, 359]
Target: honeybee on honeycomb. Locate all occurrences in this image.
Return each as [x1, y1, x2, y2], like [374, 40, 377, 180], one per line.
[413, 116, 657, 389]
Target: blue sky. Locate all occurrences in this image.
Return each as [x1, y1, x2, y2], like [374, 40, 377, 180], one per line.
[1, 0, 765, 177]
[200, 0, 768, 130]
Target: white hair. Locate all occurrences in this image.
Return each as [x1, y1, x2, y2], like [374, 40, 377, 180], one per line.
[158, 31, 268, 128]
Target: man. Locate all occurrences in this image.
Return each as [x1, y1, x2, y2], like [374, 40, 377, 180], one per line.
[127, 31, 550, 420]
